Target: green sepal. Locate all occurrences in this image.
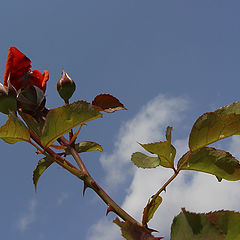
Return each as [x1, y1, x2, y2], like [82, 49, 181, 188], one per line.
[0, 95, 17, 115]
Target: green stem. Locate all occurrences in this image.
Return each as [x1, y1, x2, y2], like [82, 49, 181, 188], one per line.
[64, 99, 74, 142]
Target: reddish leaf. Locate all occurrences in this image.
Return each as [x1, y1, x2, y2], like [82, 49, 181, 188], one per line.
[114, 218, 164, 240]
[92, 94, 126, 113]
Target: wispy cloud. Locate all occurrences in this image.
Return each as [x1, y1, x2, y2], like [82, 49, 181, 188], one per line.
[16, 199, 37, 232]
[88, 218, 120, 240]
[88, 95, 240, 240]
[99, 94, 189, 188]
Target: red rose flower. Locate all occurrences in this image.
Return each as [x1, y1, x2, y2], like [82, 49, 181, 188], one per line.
[3, 46, 49, 92]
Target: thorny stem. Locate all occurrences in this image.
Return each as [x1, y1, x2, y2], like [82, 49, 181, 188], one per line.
[58, 136, 139, 225]
[29, 130, 82, 177]
[30, 131, 139, 225]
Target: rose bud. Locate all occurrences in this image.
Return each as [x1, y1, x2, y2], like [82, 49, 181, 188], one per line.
[57, 69, 76, 102]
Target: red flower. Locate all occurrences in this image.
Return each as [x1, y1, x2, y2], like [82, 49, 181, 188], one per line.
[3, 47, 49, 92]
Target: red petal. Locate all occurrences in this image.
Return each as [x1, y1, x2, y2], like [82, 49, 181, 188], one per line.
[3, 47, 49, 92]
[28, 70, 49, 93]
[3, 47, 31, 89]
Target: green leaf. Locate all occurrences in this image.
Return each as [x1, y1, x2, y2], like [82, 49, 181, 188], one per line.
[140, 142, 176, 168]
[33, 157, 53, 191]
[65, 141, 103, 155]
[142, 196, 162, 225]
[171, 209, 240, 240]
[131, 152, 160, 168]
[41, 101, 102, 147]
[74, 141, 103, 153]
[165, 126, 172, 142]
[215, 101, 240, 114]
[113, 218, 161, 240]
[131, 127, 176, 169]
[19, 111, 43, 138]
[0, 112, 30, 144]
[177, 147, 240, 181]
[189, 102, 240, 151]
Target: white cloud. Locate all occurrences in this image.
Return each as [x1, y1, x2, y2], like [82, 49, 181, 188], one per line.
[100, 94, 189, 188]
[16, 199, 37, 232]
[121, 166, 240, 239]
[88, 218, 120, 240]
[228, 135, 240, 157]
[88, 95, 240, 240]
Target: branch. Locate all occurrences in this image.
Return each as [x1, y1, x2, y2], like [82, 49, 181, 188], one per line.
[58, 136, 140, 225]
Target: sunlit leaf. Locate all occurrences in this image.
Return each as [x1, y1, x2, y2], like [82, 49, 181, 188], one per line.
[177, 147, 240, 181]
[139, 142, 176, 169]
[0, 112, 30, 144]
[171, 209, 240, 240]
[92, 94, 126, 113]
[65, 141, 103, 155]
[33, 157, 53, 191]
[114, 218, 163, 240]
[41, 101, 102, 147]
[165, 126, 172, 142]
[142, 196, 162, 225]
[131, 152, 160, 168]
[138, 127, 176, 169]
[189, 102, 240, 151]
[215, 101, 240, 114]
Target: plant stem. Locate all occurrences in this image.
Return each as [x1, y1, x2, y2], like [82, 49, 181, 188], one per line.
[147, 151, 193, 213]
[65, 99, 74, 141]
[29, 130, 83, 177]
[31, 132, 140, 225]
[59, 136, 140, 224]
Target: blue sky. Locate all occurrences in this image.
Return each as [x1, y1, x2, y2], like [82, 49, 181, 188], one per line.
[0, 1, 240, 239]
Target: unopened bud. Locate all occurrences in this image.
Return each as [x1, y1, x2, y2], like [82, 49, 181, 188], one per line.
[0, 83, 17, 114]
[17, 86, 46, 115]
[57, 69, 76, 101]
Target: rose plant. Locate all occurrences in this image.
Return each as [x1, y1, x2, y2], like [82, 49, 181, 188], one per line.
[1, 46, 240, 239]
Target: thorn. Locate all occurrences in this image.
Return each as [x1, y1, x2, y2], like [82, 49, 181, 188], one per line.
[90, 180, 100, 191]
[83, 182, 88, 197]
[106, 204, 115, 216]
[147, 227, 158, 233]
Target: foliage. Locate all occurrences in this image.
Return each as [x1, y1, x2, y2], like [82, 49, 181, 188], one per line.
[1, 46, 240, 239]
